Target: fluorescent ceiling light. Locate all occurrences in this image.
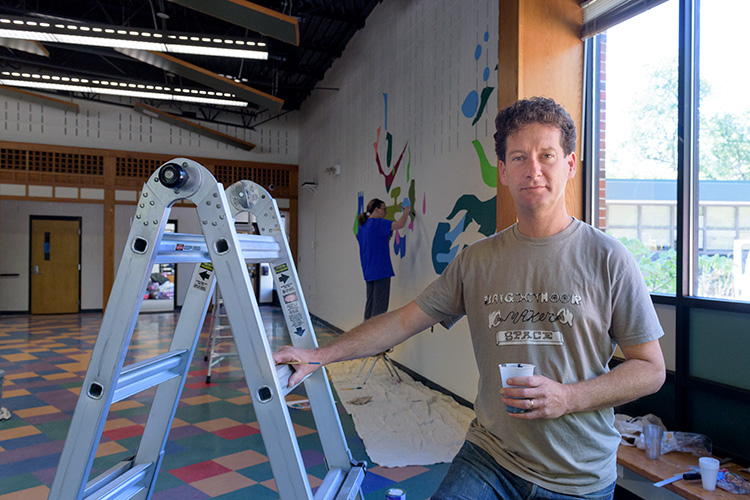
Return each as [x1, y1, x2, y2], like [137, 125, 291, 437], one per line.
[0, 15, 268, 60]
[0, 72, 248, 107]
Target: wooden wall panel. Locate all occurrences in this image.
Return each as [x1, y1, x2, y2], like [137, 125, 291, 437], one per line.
[0, 140, 298, 310]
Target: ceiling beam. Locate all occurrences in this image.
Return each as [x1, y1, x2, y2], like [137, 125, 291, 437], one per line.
[0, 38, 49, 57]
[0, 84, 79, 112]
[115, 48, 283, 113]
[168, 0, 299, 46]
[135, 102, 255, 151]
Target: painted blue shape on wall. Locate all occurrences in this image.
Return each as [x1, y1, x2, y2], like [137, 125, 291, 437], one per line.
[474, 44, 482, 60]
[393, 232, 406, 259]
[431, 214, 466, 274]
[462, 90, 479, 118]
[483, 67, 490, 82]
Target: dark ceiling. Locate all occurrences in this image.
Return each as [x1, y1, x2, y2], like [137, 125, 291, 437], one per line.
[0, 0, 382, 128]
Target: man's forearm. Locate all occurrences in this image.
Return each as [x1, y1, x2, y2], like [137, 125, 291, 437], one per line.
[317, 300, 436, 366]
[565, 355, 665, 414]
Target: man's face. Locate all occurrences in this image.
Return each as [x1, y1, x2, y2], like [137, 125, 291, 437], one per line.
[499, 123, 576, 214]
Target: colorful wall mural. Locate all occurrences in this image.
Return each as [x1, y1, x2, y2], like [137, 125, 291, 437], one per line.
[353, 93, 420, 260]
[354, 30, 497, 275]
[431, 31, 498, 274]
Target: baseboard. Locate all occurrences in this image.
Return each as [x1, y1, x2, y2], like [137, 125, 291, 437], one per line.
[310, 314, 474, 410]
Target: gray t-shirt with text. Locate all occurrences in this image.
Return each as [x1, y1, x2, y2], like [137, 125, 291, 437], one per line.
[415, 219, 663, 495]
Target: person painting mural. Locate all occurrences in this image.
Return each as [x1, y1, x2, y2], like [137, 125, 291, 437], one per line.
[356, 198, 412, 320]
[276, 97, 665, 499]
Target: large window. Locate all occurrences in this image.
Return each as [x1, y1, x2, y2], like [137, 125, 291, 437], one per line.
[588, 0, 750, 302]
[697, 1, 750, 301]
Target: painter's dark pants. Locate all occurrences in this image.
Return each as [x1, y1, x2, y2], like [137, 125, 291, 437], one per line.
[364, 277, 390, 320]
[433, 441, 615, 500]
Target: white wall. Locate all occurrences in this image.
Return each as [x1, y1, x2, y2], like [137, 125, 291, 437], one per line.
[1, 90, 298, 312]
[1, 95, 298, 164]
[0, 200, 103, 311]
[297, 0, 500, 402]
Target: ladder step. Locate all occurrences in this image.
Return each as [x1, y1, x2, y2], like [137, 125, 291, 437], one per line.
[113, 350, 188, 403]
[155, 232, 281, 264]
[335, 465, 367, 500]
[83, 460, 152, 500]
[313, 468, 345, 500]
[312, 465, 366, 500]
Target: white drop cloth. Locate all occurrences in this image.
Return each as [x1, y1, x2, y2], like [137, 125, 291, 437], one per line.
[325, 358, 475, 467]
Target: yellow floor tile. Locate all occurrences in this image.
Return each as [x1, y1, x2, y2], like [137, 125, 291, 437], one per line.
[42, 372, 78, 381]
[6, 372, 38, 380]
[95, 440, 128, 458]
[3, 388, 31, 398]
[0, 425, 41, 442]
[181, 395, 220, 405]
[14, 405, 60, 418]
[0, 485, 50, 500]
[2, 353, 38, 362]
[54, 362, 88, 372]
[103, 418, 136, 431]
[190, 471, 256, 497]
[110, 400, 144, 411]
[225, 395, 252, 405]
[212, 449, 269, 470]
[194, 417, 241, 432]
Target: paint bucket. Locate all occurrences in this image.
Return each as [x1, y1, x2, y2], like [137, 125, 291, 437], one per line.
[385, 488, 406, 500]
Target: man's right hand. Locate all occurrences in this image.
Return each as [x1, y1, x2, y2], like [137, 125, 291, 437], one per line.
[273, 345, 322, 387]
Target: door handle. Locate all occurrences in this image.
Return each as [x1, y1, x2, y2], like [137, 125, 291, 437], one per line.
[32, 265, 42, 275]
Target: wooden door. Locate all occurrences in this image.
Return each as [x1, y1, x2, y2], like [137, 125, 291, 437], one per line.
[30, 217, 81, 314]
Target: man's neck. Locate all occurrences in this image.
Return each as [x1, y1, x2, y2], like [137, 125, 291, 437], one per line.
[515, 212, 574, 238]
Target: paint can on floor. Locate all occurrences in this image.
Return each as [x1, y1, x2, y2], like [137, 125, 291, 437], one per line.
[385, 488, 406, 500]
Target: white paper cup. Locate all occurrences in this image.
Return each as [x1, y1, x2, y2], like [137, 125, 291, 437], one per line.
[699, 457, 720, 491]
[498, 363, 534, 413]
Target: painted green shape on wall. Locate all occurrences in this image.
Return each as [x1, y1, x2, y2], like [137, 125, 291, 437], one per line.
[471, 86, 495, 126]
[472, 139, 497, 188]
[386, 186, 402, 220]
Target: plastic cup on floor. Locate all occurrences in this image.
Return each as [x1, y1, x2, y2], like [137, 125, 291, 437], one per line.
[498, 363, 534, 413]
[643, 424, 663, 459]
[699, 457, 720, 491]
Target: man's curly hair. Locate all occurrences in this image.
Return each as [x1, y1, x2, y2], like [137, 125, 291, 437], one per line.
[493, 97, 576, 162]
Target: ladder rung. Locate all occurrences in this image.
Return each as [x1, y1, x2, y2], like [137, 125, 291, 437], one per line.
[155, 232, 280, 264]
[114, 350, 188, 403]
[313, 468, 345, 500]
[334, 465, 367, 500]
[313, 468, 346, 500]
[83, 460, 131, 498]
[84, 462, 152, 500]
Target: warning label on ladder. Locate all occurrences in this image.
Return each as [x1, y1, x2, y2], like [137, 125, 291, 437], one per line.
[193, 262, 213, 291]
[274, 263, 306, 336]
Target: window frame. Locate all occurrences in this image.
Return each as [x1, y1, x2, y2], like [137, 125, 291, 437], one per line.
[583, 0, 750, 448]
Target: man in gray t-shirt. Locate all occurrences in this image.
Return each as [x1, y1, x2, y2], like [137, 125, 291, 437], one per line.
[274, 97, 666, 499]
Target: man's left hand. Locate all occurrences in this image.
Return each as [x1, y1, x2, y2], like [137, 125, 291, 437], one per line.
[500, 375, 572, 419]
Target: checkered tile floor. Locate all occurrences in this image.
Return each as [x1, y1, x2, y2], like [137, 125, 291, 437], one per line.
[0, 306, 449, 499]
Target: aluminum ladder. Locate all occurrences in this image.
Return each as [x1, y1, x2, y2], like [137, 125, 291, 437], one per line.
[47, 158, 366, 500]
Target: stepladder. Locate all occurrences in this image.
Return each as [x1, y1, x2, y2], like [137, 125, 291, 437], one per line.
[48, 158, 366, 500]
